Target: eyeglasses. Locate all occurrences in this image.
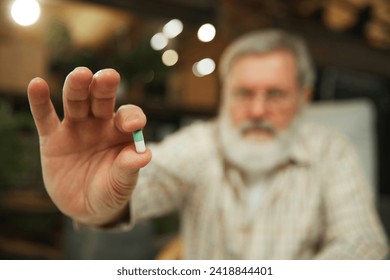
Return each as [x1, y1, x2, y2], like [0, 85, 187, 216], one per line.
[231, 88, 296, 111]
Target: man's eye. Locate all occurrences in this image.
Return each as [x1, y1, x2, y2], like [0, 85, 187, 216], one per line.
[267, 89, 286, 99]
[235, 89, 252, 98]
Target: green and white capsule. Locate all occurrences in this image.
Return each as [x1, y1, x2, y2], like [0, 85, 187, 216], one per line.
[132, 129, 146, 153]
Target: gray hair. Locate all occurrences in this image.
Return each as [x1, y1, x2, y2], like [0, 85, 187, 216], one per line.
[219, 29, 316, 89]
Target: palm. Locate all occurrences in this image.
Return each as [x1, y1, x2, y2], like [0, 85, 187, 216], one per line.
[28, 68, 151, 225]
[42, 119, 124, 214]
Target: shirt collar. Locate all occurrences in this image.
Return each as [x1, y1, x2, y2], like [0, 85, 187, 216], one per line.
[287, 122, 315, 166]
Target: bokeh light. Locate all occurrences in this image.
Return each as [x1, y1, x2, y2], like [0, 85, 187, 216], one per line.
[11, 0, 41, 26]
[162, 49, 179, 66]
[150, 32, 168, 51]
[197, 23, 216, 42]
[163, 19, 183, 39]
[192, 58, 215, 77]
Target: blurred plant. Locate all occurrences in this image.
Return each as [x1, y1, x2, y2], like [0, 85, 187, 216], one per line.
[0, 99, 39, 189]
[45, 19, 170, 99]
[112, 39, 169, 86]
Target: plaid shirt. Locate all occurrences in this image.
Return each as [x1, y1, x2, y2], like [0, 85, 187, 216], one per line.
[131, 120, 388, 259]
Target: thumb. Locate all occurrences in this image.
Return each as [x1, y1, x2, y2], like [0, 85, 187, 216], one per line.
[110, 145, 152, 190]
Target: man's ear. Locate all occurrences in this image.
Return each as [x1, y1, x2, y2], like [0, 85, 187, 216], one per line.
[302, 87, 313, 104]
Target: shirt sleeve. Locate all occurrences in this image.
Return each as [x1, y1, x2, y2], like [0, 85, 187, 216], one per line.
[314, 131, 389, 259]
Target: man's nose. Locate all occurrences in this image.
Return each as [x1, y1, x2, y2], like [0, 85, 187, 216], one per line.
[248, 95, 267, 118]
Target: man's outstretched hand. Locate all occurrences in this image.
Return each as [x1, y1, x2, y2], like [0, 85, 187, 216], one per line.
[27, 67, 152, 226]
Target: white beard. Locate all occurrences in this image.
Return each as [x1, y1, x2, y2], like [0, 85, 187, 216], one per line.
[218, 112, 301, 176]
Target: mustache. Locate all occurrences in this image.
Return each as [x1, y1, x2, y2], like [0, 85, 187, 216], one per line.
[239, 120, 276, 135]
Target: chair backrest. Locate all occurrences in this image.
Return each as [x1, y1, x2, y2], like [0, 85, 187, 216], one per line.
[302, 98, 377, 192]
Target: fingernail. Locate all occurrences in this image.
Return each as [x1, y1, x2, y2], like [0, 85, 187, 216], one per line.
[93, 70, 103, 78]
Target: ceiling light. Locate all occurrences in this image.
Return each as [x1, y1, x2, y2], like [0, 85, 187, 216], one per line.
[11, 0, 41, 26]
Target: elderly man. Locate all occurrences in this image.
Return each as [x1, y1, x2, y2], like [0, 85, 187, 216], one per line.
[27, 29, 388, 259]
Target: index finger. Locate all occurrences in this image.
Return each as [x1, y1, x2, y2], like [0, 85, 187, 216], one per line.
[27, 77, 60, 137]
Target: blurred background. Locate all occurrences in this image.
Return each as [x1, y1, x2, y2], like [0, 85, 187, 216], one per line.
[0, 0, 389, 259]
